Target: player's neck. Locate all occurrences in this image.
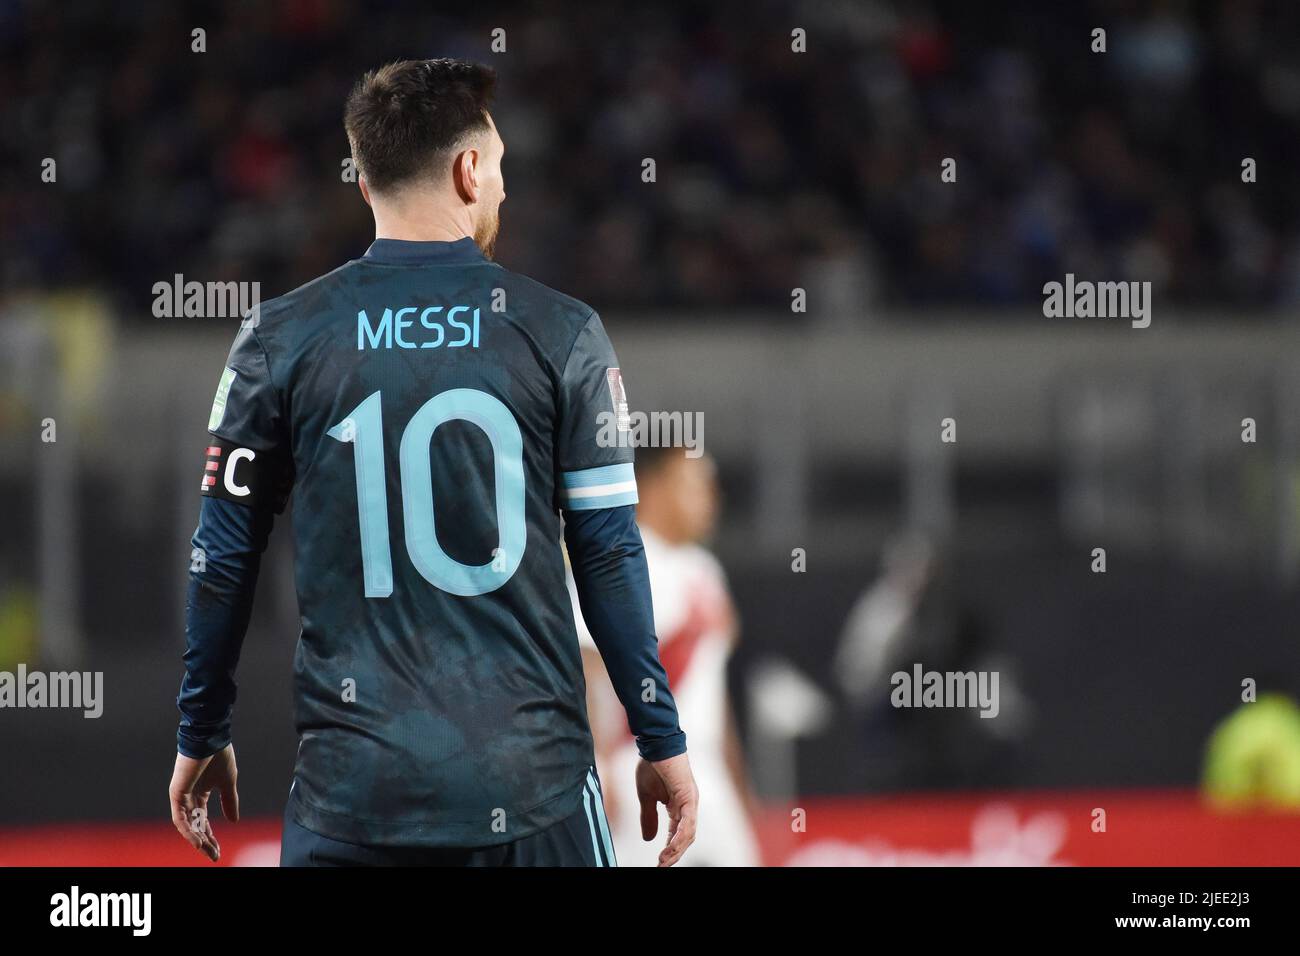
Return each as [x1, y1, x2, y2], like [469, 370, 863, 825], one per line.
[370, 201, 474, 244]
[374, 224, 471, 243]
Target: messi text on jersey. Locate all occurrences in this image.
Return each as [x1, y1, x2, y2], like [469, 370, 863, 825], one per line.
[357, 305, 481, 350]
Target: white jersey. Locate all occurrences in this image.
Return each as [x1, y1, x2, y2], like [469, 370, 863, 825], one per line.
[570, 527, 759, 866]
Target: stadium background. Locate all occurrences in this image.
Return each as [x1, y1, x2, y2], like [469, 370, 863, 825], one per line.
[3, 0, 1300, 864]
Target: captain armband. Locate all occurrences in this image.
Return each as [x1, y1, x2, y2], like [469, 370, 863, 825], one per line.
[199, 435, 292, 512]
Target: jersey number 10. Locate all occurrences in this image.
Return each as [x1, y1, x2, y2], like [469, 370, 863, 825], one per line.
[328, 388, 526, 598]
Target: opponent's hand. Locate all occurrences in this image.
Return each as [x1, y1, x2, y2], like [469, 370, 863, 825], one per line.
[635, 753, 698, 867]
[169, 744, 240, 862]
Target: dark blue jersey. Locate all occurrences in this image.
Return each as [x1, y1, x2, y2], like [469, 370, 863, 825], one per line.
[178, 237, 684, 848]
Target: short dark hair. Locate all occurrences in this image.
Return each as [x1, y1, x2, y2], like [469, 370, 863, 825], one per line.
[344, 58, 496, 193]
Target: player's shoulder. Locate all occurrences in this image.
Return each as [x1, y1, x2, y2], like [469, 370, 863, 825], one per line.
[250, 259, 363, 333]
[494, 265, 596, 320]
[491, 264, 601, 341]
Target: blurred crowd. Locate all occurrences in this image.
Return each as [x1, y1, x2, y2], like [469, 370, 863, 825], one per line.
[3, 0, 1300, 318]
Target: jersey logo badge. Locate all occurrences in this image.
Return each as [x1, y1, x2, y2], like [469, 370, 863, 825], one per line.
[606, 368, 630, 433]
[208, 367, 236, 430]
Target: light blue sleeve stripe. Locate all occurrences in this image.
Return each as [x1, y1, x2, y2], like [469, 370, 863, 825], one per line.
[562, 462, 635, 488]
[563, 488, 639, 511]
[581, 786, 604, 866]
[588, 772, 618, 866]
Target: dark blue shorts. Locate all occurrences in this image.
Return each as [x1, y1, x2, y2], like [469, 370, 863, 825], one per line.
[279, 775, 618, 867]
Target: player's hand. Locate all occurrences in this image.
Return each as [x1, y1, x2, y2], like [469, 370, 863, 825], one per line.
[635, 753, 698, 867]
[169, 744, 240, 862]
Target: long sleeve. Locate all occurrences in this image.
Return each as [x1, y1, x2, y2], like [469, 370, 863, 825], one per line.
[176, 323, 291, 758]
[564, 505, 686, 761]
[177, 497, 275, 757]
[553, 310, 685, 760]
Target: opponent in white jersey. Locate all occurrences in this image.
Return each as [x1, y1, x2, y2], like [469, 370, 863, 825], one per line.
[570, 448, 760, 866]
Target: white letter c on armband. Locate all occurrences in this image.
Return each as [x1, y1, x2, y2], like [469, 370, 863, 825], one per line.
[224, 448, 256, 496]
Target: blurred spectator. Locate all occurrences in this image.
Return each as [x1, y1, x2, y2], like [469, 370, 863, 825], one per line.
[1203, 692, 1300, 809]
[835, 529, 1032, 789]
[574, 448, 760, 865]
[4, 1, 1300, 317]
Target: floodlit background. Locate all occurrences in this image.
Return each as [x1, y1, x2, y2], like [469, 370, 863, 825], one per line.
[3, 0, 1300, 865]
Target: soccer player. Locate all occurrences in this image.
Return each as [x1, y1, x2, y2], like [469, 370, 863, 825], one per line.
[168, 59, 697, 867]
[573, 448, 760, 866]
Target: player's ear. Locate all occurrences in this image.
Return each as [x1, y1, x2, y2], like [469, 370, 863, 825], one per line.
[358, 175, 373, 208]
[454, 147, 480, 204]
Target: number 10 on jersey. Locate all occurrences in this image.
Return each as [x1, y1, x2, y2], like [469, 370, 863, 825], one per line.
[328, 388, 526, 598]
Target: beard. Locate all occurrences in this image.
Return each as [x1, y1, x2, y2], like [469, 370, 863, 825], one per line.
[474, 203, 501, 260]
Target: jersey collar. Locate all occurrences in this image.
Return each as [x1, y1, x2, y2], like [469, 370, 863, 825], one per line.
[362, 237, 486, 265]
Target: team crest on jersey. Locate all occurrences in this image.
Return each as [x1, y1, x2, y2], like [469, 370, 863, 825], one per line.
[208, 367, 236, 430]
[606, 368, 630, 432]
